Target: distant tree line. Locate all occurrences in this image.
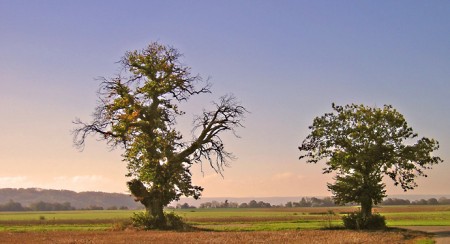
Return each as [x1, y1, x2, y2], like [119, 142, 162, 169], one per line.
[0, 188, 141, 210]
[170, 199, 274, 209]
[239, 200, 272, 208]
[284, 197, 450, 207]
[0, 200, 74, 211]
[180, 198, 336, 208]
[199, 200, 239, 208]
[285, 197, 336, 207]
[0, 200, 129, 212]
[172, 203, 197, 209]
[381, 197, 450, 205]
[194, 200, 272, 208]
[170, 196, 450, 209]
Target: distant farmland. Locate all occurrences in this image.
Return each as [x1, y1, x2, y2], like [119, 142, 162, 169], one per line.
[0, 205, 447, 243]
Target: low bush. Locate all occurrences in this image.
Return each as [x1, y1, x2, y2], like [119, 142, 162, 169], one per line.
[131, 211, 156, 230]
[342, 212, 386, 230]
[131, 211, 187, 230]
[165, 212, 186, 230]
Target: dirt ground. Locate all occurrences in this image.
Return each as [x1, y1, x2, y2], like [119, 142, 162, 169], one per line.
[0, 229, 429, 244]
[399, 226, 450, 244]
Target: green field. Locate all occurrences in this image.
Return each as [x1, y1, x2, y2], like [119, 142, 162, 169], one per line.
[1, 205, 449, 232]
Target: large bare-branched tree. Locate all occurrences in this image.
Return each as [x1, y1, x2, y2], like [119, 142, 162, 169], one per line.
[73, 42, 246, 228]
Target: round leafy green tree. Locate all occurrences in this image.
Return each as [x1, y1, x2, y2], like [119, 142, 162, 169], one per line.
[299, 103, 442, 221]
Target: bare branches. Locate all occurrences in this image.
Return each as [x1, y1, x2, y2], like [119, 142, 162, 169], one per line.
[174, 95, 247, 174]
[72, 77, 130, 151]
[72, 118, 109, 150]
[73, 42, 247, 219]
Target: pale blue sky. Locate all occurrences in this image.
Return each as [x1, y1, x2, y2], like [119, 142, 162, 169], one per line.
[0, 1, 449, 197]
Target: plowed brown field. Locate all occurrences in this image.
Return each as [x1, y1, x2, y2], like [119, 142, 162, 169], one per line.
[0, 229, 428, 244]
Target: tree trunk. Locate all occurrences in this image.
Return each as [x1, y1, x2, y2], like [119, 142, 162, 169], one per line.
[360, 195, 372, 219]
[127, 179, 167, 228]
[148, 197, 166, 228]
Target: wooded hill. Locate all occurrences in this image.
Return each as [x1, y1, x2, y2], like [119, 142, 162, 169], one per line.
[0, 188, 141, 209]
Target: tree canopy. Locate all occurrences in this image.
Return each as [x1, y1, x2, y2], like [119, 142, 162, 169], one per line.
[73, 42, 246, 228]
[299, 103, 442, 218]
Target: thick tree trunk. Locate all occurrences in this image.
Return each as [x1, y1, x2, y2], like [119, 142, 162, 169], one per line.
[148, 197, 166, 228]
[360, 172, 373, 220]
[128, 179, 167, 228]
[360, 195, 372, 219]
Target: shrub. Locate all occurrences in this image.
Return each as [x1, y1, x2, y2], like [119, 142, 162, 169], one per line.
[342, 212, 386, 230]
[131, 211, 187, 230]
[131, 211, 157, 230]
[165, 212, 186, 230]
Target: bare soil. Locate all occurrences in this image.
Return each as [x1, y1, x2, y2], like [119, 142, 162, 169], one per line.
[0, 229, 428, 244]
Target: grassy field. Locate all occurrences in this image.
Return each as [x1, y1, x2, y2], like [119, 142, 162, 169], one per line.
[0, 205, 449, 232]
[177, 205, 450, 231]
[0, 206, 445, 243]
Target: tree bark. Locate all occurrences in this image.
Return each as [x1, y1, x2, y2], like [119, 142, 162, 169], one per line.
[360, 194, 372, 219]
[148, 197, 166, 228]
[128, 179, 167, 228]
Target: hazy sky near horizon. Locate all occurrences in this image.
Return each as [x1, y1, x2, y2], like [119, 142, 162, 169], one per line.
[1, 1, 449, 198]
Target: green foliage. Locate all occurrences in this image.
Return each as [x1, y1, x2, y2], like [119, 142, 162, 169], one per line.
[299, 103, 442, 217]
[165, 212, 186, 230]
[342, 211, 386, 230]
[73, 42, 246, 228]
[131, 211, 186, 230]
[131, 211, 156, 230]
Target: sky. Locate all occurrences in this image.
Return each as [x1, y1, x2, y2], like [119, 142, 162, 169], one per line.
[0, 1, 449, 198]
